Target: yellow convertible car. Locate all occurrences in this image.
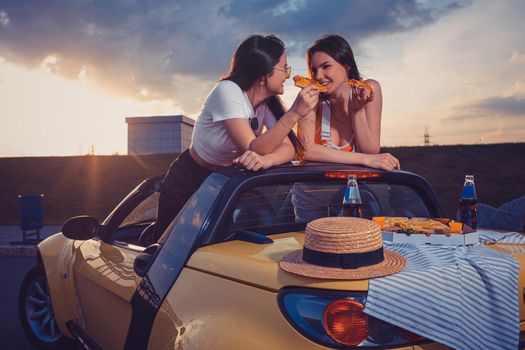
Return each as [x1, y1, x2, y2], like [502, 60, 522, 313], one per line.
[18, 163, 525, 349]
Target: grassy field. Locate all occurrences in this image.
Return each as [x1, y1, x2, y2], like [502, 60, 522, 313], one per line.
[0, 143, 524, 225]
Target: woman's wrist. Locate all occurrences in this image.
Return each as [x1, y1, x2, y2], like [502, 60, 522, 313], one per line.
[351, 107, 367, 120]
[265, 155, 275, 168]
[287, 110, 303, 122]
[357, 153, 370, 167]
[280, 111, 301, 129]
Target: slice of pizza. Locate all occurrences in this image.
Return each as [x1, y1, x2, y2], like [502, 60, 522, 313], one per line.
[293, 75, 327, 92]
[382, 217, 406, 233]
[347, 79, 373, 90]
[293, 75, 372, 92]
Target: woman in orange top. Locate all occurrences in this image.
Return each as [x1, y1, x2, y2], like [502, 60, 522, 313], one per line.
[298, 35, 400, 171]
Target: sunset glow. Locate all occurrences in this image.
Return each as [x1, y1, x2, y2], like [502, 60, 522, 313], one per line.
[0, 60, 176, 156]
[0, 0, 523, 156]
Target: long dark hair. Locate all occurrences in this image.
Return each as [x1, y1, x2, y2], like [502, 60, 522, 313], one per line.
[306, 35, 361, 80]
[223, 34, 303, 158]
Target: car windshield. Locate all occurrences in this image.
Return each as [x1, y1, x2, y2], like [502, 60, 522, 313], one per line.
[119, 192, 159, 228]
[228, 180, 431, 234]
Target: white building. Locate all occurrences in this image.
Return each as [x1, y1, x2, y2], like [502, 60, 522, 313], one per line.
[126, 115, 194, 155]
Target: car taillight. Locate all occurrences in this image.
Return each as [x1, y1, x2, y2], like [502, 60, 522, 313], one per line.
[278, 288, 429, 348]
[325, 170, 381, 179]
[323, 299, 368, 346]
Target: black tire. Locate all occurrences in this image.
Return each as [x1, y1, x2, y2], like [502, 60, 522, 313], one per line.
[18, 264, 76, 349]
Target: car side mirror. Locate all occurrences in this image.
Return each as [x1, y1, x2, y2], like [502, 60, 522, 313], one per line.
[62, 215, 100, 240]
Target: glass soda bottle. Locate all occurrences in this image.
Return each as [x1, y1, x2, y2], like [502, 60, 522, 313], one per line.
[342, 175, 363, 218]
[459, 174, 478, 230]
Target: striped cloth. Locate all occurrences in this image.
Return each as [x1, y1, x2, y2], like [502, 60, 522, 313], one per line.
[365, 243, 519, 350]
[478, 229, 525, 244]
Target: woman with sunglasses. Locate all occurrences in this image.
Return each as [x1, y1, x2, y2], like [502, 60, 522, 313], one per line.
[298, 35, 400, 171]
[155, 34, 318, 238]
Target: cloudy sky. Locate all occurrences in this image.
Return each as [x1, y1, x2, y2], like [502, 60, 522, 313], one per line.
[0, 0, 524, 156]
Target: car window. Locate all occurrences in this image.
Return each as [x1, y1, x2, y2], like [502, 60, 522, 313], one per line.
[229, 180, 431, 233]
[119, 192, 159, 228]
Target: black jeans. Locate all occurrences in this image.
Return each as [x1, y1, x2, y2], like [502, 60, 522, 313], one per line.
[156, 149, 212, 239]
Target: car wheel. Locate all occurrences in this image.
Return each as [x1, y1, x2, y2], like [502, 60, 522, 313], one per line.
[18, 264, 75, 349]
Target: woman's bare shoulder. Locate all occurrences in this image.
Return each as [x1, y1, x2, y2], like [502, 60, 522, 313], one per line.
[364, 78, 381, 90]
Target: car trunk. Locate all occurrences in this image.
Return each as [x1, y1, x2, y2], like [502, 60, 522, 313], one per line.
[187, 232, 368, 292]
[187, 232, 368, 291]
[187, 231, 525, 323]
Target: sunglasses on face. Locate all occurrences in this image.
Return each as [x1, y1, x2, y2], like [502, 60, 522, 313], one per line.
[273, 65, 292, 79]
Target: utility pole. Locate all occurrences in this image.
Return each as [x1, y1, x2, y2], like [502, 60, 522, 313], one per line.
[424, 126, 432, 146]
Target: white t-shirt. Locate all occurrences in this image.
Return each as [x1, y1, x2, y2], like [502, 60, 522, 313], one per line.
[192, 80, 277, 166]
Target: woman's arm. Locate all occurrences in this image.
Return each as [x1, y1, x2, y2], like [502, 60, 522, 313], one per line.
[298, 109, 399, 170]
[233, 141, 295, 171]
[305, 141, 399, 170]
[350, 79, 382, 154]
[220, 118, 296, 168]
[221, 110, 302, 156]
[220, 116, 296, 159]
[221, 86, 319, 156]
[249, 86, 319, 154]
[220, 118, 258, 151]
[265, 138, 295, 165]
[248, 110, 302, 155]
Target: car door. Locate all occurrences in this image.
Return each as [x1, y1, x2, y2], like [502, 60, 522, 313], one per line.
[70, 177, 161, 349]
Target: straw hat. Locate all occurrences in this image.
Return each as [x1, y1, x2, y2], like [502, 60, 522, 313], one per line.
[279, 217, 407, 280]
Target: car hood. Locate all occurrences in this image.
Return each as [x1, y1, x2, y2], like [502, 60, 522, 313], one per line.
[187, 232, 525, 321]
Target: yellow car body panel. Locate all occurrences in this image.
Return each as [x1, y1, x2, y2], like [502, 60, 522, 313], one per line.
[38, 234, 143, 349]
[37, 233, 80, 339]
[187, 232, 369, 292]
[487, 243, 525, 320]
[148, 267, 416, 350]
[189, 233, 525, 319]
[71, 239, 142, 350]
[39, 229, 525, 349]
[514, 252, 525, 322]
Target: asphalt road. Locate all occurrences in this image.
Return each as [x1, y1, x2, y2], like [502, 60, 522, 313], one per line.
[0, 256, 38, 350]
